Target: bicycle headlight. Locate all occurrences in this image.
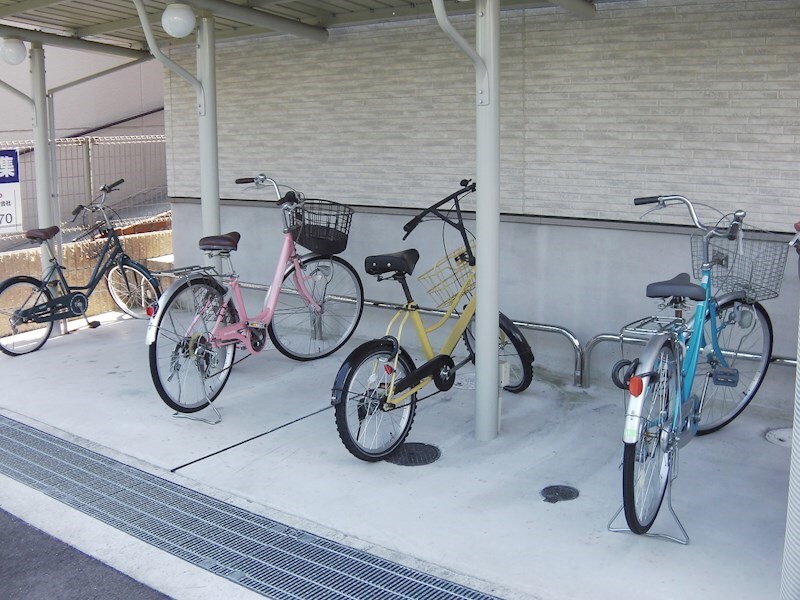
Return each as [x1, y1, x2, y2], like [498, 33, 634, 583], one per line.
[735, 304, 754, 328]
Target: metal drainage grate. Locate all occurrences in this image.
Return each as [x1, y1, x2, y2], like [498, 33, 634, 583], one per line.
[540, 485, 579, 504]
[0, 415, 495, 600]
[385, 443, 441, 466]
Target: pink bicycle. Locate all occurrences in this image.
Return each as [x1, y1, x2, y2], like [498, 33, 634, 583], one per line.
[146, 174, 363, 414]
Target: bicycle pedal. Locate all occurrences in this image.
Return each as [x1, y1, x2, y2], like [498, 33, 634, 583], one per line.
[712, 367, 739, 387]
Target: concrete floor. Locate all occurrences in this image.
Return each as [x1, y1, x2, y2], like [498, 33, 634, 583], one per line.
[0, 309, 793, 600]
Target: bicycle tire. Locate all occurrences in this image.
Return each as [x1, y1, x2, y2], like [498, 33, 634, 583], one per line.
[148, 277, 237, 413]
[463, 312, 534, 393]
[0, 276, 55, 357]
[695, 299, 773, 435]
[333, 340, 417, 461]
[268, 255, 364, 361]
[106, 261, 160, 318]
[622, 339, 676, 534]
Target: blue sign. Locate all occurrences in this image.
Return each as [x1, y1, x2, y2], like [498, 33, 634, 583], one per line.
[0, 149, 20, 183]
[0, 149, 22, 232]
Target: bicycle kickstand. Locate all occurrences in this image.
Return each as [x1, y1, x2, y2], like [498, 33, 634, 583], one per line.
[607, 446, 690, 545]
[171, 390, 222, 425]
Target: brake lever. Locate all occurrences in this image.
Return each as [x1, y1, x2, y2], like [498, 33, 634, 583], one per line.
[638, 202, 665, 221]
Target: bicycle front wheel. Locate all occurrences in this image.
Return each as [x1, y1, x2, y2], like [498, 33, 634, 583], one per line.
[622, 340, 676, 534]
[148, 278, 236, 413]
[268, 255, 363, 361]
[333, 341, 417, 461]
[106, 262, 160, 318]
[463, 312, 534, 393]
[695, 299, 773, 435]
[0, 276, 55, 356]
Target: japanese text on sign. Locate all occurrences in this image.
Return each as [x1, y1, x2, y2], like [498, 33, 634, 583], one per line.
[0, 149, 23, 233]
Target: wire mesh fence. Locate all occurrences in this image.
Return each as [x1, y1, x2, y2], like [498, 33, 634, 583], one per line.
[0, 136, 172, 317]
[0, 136, 169, 253]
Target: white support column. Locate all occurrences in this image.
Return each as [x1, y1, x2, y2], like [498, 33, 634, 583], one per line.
[431, 0, 502, 441]
[196, 14, 220, 241]
[474, 0, 501, 441]
[780, 270, 800, 598]
[30, 42, 53, 229]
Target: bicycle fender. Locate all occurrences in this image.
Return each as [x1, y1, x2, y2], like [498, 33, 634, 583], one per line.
[713, 290, 748, 306]
[145, 275, 224, 346]
[119, 256, 161, 293]
[623, 333, 671, 444]
[499, 312, 535, 364]
[330, 338, 415, 406]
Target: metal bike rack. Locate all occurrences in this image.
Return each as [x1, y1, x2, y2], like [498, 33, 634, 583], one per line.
[355, 299, 583, 387]
[152, 272, 585, 386]
[583, 332, 798, 388]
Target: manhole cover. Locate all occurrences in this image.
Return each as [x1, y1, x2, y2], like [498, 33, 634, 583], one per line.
[385, 442, 441, 466]
[541, 485, 579, 503]
[766, 428, 792, 448]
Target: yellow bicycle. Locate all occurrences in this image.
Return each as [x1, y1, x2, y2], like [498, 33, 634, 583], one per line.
[331, 180, 534, 461]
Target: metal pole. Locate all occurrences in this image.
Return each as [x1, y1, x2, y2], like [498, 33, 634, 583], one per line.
[780, 263, 800, 598]
[474, 0, 501, 441]
[84, 139, 93, 205]
[197, 14, 221, 259]
[30, 43, 52, 229]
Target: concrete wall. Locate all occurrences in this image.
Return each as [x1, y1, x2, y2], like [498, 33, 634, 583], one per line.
[172, 199, 799, 414]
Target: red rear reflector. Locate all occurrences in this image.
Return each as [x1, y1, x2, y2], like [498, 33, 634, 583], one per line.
[146, 303, 157, 317]
[628, 376, 644, 397]
[384, 364, 394, 374]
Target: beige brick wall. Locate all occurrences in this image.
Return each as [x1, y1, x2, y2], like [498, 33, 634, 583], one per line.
[163, 0, 799, 232]
[0, 231, 172, 317]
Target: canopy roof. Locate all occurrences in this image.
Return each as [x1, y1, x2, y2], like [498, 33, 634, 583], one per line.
[0, 0, 597, 56]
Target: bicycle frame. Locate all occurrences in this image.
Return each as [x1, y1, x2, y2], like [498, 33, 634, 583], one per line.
[147, 221, 323, 356]
[209, 231, 323, 355]
[21, 226, 135, 324]
[622, 233, 740, 447]
[381, 268, 476, 406]
[47, 230, 126, 294]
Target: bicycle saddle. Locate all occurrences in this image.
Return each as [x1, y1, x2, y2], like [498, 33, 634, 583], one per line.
[365, 249, 420, 276]
[25, 225, 60, 242]
[646, 272, 705, 301]
[198, 231, 241, 252]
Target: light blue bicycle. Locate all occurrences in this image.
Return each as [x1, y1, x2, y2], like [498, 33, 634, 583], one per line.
[609, 194, 789, 541]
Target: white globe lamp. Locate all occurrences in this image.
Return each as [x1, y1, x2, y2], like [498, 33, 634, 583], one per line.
[161, 3, 196, 39]
[1, 38, 27, 66]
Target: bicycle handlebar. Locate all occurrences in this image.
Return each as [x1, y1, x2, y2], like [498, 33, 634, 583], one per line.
[634, 194, 746, 241]
[401, 179, 477, 265]
[402, 179, 476, 239]
[102, 178, 124, 192]
[235, 173, 296, 204]
[71, 179, 125, 222]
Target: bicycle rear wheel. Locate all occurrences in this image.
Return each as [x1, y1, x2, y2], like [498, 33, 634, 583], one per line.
[0, 276, 54, 356]
[106, 262, 159, 318]
[333, 341, 417, 461]
[148, 277, 236, 413]
[694, 299, 772, 435]
[622, 340, 676, 534]
[268, 255, 363, 361]
[463, 312, 534, 393]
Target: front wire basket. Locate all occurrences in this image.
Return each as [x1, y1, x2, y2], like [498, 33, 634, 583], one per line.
[289, 199, 353, 255]
[417, 244, 475, 309]
[690, 232, 789, 302]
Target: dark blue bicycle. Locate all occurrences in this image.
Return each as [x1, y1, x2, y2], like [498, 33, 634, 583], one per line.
[0, 179, 161, 356]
